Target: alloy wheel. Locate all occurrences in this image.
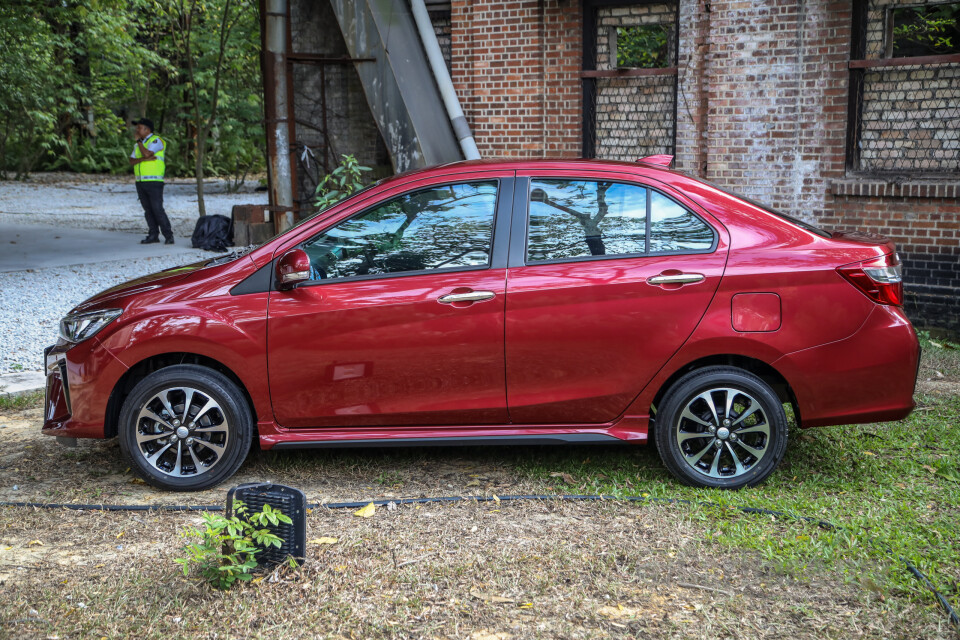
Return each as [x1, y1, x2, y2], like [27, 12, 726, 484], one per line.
[134, 386, 230, 478]
[674, 387, 771, 480]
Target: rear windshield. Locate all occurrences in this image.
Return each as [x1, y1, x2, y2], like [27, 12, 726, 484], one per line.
[700, 179, 832, 238]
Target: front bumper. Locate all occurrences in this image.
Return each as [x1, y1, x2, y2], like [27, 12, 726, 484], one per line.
[42, 337, 129, 440]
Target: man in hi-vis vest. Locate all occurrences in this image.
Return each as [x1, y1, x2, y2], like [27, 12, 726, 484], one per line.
[129, 118, 174, 245]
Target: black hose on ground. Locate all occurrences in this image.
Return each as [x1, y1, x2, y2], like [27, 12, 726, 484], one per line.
[2, 494, 958, 627]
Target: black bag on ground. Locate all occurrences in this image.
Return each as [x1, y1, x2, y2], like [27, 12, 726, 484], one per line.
[190, 214, 233, 252]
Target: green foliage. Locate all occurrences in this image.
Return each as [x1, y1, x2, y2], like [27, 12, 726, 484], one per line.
[0, 0, 263, 184]
[616, 24, 671, 69]
[0, 390, 45, 411]
[313, 154, 373, 210]
[892, 3, 960, 57]
[175, 501, 296, 590]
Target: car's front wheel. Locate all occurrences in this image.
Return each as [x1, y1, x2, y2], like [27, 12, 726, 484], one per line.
[654, 366, 788, 489]
[118, 365, 253, 491]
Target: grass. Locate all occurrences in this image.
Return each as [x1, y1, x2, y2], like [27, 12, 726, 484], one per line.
[918, 329, 960, 381]
[1, 336, 958, 636]
[0, 389, 43, 411]
[509, 341, 960, 610]
[1, 501, 953, 639]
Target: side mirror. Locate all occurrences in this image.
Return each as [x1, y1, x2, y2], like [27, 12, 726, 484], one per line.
[275, 248, 311, 290]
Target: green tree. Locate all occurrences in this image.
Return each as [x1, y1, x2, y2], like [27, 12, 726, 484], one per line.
[163, 0, 260, 215]
[0, 0, 265, 213]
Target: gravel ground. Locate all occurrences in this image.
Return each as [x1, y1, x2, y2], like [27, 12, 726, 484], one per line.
[0, 253, 217, 373]
[0, 173, 266, 238]
[0, 174, 267, 374]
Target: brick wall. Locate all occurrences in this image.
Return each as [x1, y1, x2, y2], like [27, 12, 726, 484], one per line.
[429, 8, 453, 72]
[450, 0, 581, 158]
[592, 3, 677, 161]
[687, 0, 851, 222]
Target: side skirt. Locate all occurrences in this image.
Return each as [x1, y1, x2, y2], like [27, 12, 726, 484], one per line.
[270, 433, 622, 450]
[257, 416, 650, 450]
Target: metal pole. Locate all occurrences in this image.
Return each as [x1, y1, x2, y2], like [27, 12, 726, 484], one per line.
[264, 0, 295, 231]
[409, 0, 481, 160]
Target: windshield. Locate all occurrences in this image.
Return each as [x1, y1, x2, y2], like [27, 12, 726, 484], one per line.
[700, 179, 832, 238]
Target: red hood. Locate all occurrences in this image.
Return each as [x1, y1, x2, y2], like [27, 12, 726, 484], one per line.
[72, 261, 210, 312]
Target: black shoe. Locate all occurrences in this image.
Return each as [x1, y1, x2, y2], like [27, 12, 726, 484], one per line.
[140, 236, 160, 244]
[164, 237, 175, 245]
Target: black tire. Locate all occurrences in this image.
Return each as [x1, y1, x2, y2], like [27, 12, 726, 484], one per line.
[118, 364, 253, 491]
[654, 366, 788, 489]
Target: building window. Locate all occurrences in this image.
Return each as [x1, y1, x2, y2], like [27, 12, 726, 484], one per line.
[887, 2, 960, 58]
[582, 1, 679, 161]
[848, 0, 960, 175]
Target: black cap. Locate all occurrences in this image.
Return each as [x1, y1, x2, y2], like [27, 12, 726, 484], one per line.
[130, 118, 154, 131]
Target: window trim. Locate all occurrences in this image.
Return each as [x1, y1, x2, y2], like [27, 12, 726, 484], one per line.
[293, 178, 509, 288]
[519, 176, 719, 267]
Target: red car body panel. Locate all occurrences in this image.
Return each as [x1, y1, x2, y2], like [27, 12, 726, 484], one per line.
[41, 158, 918, 452]
[505, 251, 728, 424]
[267, 268, 509, 427]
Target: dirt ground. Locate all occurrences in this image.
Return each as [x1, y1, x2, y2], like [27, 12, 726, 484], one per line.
[0, 405, 544, 509]
[2, 500, 953, 640]
[1, 402, 958, 639]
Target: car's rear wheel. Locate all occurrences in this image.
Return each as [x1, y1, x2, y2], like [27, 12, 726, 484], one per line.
[654, 366, 788, 489]
[118, 365, 252, 491]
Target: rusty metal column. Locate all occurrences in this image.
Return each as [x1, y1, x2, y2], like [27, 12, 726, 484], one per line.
[263, 0, 295, 231]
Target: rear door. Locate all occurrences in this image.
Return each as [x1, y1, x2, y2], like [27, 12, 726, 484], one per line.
[505, 171, 729, 424]
[268, 175, 514, 428]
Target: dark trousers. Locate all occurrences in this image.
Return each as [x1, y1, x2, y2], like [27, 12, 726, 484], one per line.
[136, 181, 173, 240]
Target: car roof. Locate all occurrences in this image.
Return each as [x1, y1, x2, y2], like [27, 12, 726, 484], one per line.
[376, 157, 680, 187]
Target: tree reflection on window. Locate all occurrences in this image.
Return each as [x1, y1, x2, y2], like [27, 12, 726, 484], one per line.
[527, 179, 713, 262]
[650, 190, 714, 252]
[528, 180, 647, 261]
[303, 181, 498, 280]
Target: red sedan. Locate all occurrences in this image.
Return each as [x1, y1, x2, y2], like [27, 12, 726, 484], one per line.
[42, 157, 919, 491]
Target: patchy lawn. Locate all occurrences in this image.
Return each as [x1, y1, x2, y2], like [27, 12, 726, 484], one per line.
[1, 501, 954, 639]
[0, 338, 958, 638]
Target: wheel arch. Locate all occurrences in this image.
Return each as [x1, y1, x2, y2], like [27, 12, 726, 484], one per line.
[104, 352, 258, 439]
[650, 354, 799, 425]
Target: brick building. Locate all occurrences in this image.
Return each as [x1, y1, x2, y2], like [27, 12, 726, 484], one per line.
[269, 0, 960, 333]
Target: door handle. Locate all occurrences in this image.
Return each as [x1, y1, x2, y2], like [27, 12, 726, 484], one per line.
[438, 290, 496, 304]
[647, 273, 705, 285]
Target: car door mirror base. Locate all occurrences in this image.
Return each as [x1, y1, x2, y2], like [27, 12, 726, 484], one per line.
[275, 248, 312, 290]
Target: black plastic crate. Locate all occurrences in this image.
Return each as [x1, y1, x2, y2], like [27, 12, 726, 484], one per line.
[226, 483, 306, 566]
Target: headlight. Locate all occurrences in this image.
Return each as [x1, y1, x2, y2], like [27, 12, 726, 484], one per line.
[59, 308, 123, 344]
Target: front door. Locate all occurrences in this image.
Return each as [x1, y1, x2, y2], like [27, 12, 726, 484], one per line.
[268, 177, 513, 428]
[505, 174, 728, 424]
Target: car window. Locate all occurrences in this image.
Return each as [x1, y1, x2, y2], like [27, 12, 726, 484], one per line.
[302, 181, 498, 281]
[526, 179, 715, 263]
[527, 179, 647, 262]
[649, 190, 715, 252]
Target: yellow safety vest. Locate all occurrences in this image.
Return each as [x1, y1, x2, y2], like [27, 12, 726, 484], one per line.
[134, 134, 166, 182]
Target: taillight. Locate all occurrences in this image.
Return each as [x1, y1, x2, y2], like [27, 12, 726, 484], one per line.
[837, 253, 903, 306]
